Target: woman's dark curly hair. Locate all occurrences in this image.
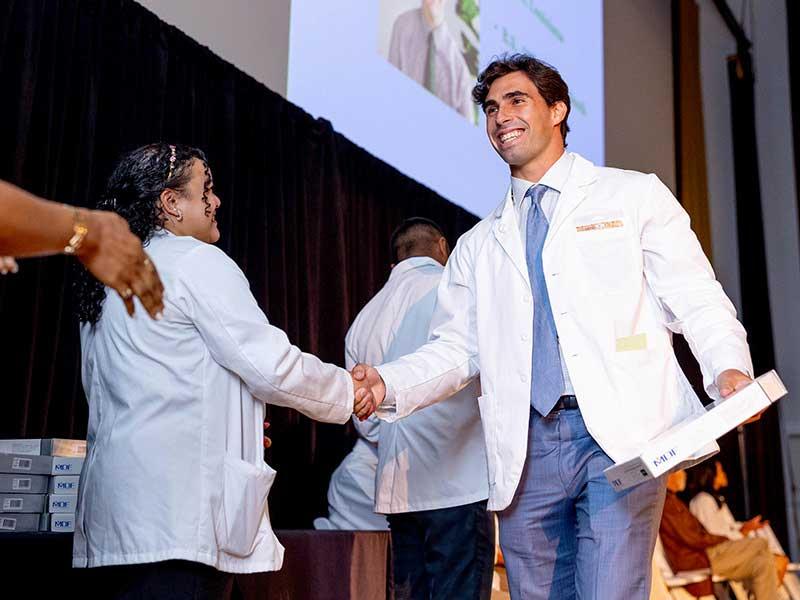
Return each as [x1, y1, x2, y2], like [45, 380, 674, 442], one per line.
[74, 143, 211, 325]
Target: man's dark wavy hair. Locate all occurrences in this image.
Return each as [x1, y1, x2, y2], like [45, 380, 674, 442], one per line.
[74, 143, 209, 325]
[472, 53, 571, 145]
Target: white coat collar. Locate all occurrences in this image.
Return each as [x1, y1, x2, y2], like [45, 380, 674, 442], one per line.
[492, 152, 598, 219]
[490, 152, 599, 288]
[389, 256, 442, 281]
[510, 150, 573, 205]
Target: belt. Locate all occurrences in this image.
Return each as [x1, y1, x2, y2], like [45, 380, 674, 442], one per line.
[552, 395, 579, 411]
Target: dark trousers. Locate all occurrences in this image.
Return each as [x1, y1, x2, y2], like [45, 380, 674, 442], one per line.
[387, 499, 495, 600]
[86, 560, 234, 600]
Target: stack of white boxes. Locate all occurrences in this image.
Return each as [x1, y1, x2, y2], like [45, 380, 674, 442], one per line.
[0, 439, 85, 533]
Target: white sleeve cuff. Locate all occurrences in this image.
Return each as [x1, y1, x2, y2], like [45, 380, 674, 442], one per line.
[374, 365, 398, 421]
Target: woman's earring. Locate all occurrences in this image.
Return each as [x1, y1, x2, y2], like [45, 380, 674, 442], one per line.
[176, 210, 184, 222]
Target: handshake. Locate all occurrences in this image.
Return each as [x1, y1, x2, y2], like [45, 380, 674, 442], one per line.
[350, 364, 387, 421]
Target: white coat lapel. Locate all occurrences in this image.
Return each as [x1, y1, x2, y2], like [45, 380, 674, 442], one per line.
[492, 187, 531, 290]
[544, 155, 598, 249]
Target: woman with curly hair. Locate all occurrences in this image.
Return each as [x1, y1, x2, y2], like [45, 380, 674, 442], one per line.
[73, 143, 372, 598]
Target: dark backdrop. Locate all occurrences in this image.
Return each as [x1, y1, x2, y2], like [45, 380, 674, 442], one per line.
[0, 0, 479, 528]
[668, 0, 789, 548]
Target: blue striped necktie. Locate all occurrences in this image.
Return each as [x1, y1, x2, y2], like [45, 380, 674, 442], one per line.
[525, 184, 564, 415]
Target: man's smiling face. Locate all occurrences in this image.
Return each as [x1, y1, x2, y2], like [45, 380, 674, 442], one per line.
[483, 71, 565, 172]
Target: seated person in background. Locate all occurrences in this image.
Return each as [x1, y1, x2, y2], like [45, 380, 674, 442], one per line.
[73, 143, 373, 598]
[687, 460, 766, 539]
[660, 469, 780, 600]
[313, 415, 388, 531]
[686, 460, 789, 583]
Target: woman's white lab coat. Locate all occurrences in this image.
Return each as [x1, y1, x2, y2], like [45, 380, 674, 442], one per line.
[73, 230, 353, 573]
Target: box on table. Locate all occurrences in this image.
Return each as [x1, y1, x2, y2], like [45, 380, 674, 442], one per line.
[48, 475, 80, 494]
[0, 493, 45, 513]
[0, 455, 83, 476]
[0, 513, 40, 532]
[0, 474, 49, 494]
[39, 512, 75, 533]
[47, 494, 78, 514]
[604, 370, 788, 492]
[0, 438, 86, 458]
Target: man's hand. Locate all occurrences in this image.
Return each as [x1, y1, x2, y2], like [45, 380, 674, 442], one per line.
[717, 369, 752, 398]
[78, 210, 165, 319]
[351, 364, 387, 421]
[352, 368, 377, 421]
[0, 256, 18, 275]
[717, 369, 764, 424]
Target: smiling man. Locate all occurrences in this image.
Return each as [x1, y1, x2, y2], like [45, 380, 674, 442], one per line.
[352, 54, 754, 599]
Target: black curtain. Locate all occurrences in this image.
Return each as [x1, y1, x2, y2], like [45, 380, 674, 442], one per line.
[670, 0, 788, 548]
[0, 0, 478, 528]
[725, 49, 788, 546]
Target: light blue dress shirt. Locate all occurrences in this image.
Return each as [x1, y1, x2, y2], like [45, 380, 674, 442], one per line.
[511, 151, 576, 396]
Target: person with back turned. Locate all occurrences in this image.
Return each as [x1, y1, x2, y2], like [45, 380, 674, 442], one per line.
[348, 217, 493, 599]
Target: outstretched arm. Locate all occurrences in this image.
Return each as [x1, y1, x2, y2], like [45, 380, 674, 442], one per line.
[353, 235, 480, 421]
[0, 180, 164, 318]
[178, 243, 373, 424]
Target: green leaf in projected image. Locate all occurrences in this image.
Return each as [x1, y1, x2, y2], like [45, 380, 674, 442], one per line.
[461, 33, 479, 78]
[457, 0, 479, 38]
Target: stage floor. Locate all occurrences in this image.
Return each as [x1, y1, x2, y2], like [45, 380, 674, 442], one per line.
[0, 529, 391, 599]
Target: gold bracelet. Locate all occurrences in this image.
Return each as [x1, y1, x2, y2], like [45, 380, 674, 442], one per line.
[63, 206, 89, 255]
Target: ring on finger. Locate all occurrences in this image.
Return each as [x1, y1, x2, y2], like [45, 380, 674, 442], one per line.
[121, 287, 133, 299]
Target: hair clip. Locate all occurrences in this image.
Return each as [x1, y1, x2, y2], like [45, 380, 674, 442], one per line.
[166, 145, 177, 181]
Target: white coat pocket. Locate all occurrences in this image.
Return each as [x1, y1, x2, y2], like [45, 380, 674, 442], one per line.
[574, 212, 633, 292]
[213, 455, 275, 558]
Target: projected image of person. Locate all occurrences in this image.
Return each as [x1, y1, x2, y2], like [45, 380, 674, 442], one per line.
[385, 0, 478, 122]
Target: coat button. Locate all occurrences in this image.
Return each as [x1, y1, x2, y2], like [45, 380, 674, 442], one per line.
[520, 374, 529, 383]
[522, 295, 531, 304]
[521, 333, 530, 342]
[499, 223, 507, 233]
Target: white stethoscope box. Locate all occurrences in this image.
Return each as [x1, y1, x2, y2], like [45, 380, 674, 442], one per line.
[604, 370, 788, 492]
